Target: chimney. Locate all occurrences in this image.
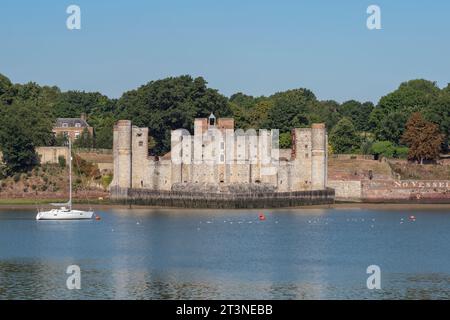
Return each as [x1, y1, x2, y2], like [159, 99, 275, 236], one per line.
[80, 113, 86, 121]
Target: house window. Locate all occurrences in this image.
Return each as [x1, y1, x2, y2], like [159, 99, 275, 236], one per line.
[62, 123, 68, 128]
[74, 132, 80, 139]
[75, 123, 81, 128]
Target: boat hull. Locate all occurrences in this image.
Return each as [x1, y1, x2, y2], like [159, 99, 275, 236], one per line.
[36, 210, 94, 220]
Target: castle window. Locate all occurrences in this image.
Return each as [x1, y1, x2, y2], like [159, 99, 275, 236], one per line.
[220, 154, 224, 162]
[305, 153, 309, 158]
[221, 142, 224, 149]
[280, 180, 283, 184]
[139, 141, 143, 147]
[305, 145, 308, 148]
[141, 180, 143, 187]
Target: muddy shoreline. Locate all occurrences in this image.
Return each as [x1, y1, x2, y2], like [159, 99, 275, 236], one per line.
[1, 201, 450, 211]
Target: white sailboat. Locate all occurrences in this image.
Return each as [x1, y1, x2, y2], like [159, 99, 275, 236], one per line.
[36, 139, 94, 220]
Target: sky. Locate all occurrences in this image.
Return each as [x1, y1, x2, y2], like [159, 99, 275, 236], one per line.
[1, 0, 450, 104]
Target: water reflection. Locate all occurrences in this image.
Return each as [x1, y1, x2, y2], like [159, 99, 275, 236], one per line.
[0, 208, 450, 299]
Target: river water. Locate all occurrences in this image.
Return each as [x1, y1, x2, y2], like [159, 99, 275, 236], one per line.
[0, 206, 449, 299]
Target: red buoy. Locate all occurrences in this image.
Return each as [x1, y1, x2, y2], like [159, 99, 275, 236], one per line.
[95, 215, 101, 221]
[259, 214, 266, 221]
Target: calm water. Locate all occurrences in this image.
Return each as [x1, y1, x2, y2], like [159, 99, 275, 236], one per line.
[0, 206, 449, 300]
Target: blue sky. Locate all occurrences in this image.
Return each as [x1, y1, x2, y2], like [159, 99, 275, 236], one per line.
[1, 0, 449, 103]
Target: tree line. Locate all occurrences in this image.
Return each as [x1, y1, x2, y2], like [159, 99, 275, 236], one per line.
[0, 73, 448, 175]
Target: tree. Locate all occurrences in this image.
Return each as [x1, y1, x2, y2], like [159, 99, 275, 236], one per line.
[0, 117, 38, 174]
[424, 90, 450, 151]
[339, 100, 374, 132]
[265, 88, 316, 133]
[371, 141, 396, 158]
[377, 79, 440, 115]
[0, 73, 15, 105]
[117, 75, 232, 154]
[279, 132, 291, 149]
[375, 111, 408, 145]
[401, 112, 443, 164]
[73, 128, 94, 149]
[329, 118, 360, 153]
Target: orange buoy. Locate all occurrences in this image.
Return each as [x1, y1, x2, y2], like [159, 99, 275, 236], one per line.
[95, 215, 101, 221]
[259, 214, 266, 221]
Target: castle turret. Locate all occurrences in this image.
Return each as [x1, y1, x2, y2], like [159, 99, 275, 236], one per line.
[111, 120, 132, 189]
[311, 123, 327, 190]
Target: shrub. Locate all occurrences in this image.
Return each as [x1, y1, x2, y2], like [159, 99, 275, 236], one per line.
[395, 146, 409, 159]
[371, 141, 395, 158]
[58, 155, 66, 168]
[101, 174, 113, 190]
[13, 173, 21, 183]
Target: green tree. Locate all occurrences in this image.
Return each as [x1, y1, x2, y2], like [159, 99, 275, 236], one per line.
[0, 116, 38, 174]
[279, 132, 291, 149]
[329, 117, 360, 153]
[117, 75, 232, 154]
[377, 79, 440, 115]
[424, 90, 450, 150]
[73, 128, 94, 149]
[265, 88, 316, 133]
[0, 73, 15, 105]
[371, 141, 396, 158]
[339, 100, 374, 131]
[375, 111, 408, 145]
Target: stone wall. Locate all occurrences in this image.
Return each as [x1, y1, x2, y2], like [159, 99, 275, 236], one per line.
[329, 179, 450, 203]
[328, 180, 362, 201]
[110, 186, 335, 208]
[362, 180, 450, 203]
[35, 147, 69, 164]
[110, 119, 329, 194]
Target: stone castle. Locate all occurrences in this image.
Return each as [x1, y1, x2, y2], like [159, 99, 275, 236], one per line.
[110, 114, 328, 194]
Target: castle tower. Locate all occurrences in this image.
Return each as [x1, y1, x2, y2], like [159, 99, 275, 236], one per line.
[111, 120, 132, 189]
[291, 128, 312, 190]
[311, 123, 327, 190]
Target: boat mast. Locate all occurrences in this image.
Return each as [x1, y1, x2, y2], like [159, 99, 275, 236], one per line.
[69, 137, 72, 211]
